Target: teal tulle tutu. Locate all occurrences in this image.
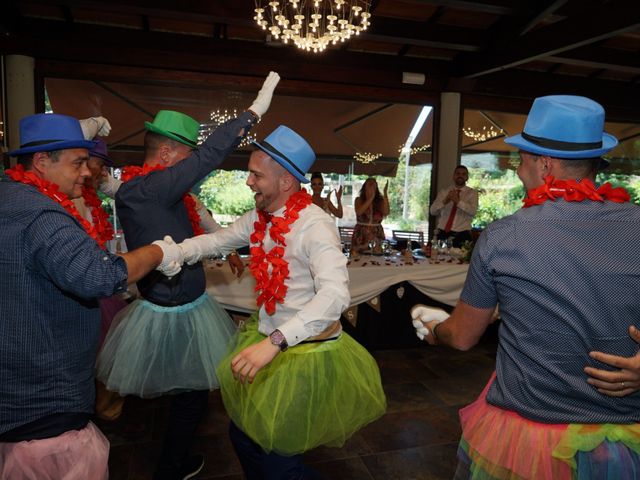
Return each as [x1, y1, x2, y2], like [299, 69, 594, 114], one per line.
[97, 293, 236, 397]
[216, 315, 387, 455]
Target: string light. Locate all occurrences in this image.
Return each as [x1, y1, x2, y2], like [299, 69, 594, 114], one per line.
[354, 152, 381, 164]
[397, 144, 431, 156]
[199, 109, 256, 147]
[462, 125, 503, 142]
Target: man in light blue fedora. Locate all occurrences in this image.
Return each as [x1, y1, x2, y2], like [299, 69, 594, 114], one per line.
[0, 113, 182, 479]
[97, 73, 281, 480]
[412, 95, 640, 478]
[170, 125, 386, 479]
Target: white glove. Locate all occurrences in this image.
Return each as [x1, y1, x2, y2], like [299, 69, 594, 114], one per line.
[99, 173, 122, 199]
[410, 304, 449, 341]
[179, 235, 219, 266]
[153, 235, 184, 277]
[248, 72, 280, 119]
[79, 116, 112, 140]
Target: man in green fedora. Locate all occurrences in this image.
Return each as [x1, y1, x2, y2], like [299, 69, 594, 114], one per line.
[96, 72, 280, 479]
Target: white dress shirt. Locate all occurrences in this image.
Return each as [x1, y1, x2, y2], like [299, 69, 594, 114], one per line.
[430, 185, 479, 232]
[191, 202, 350, 346]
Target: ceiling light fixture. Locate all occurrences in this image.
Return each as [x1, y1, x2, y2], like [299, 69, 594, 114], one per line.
[354, 152, 381, 164]
[462, 125, 503, 142]
[398, 144, 430, 156]
[199, 109, 257, 147]
[254, 1, 372, 53]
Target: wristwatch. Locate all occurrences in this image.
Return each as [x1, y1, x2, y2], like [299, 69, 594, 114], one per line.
[269, 329, 288, 352]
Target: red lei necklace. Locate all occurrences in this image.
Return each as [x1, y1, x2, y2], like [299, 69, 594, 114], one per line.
[6, 164, 108, 249]
[81, 185, 114, 247]
[249, 190, 313, 315]
[121, 164, 204, 236]
[523, 175, 630, 208]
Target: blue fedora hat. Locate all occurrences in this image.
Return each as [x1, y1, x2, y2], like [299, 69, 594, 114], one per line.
[252, 125, 315, 183]
[8, 113, 96, 157]
[505, 95, 618, 159]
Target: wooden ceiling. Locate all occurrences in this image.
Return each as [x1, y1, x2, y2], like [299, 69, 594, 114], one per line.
[2, 0, 639, 120]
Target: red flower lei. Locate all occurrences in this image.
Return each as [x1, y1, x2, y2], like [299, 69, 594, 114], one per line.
[121, 164, 204, 236]
[249, 190, 313, 315]
[523, 175, 630, 208]
[6, 164, 108, 249]
[81, 185, 114, 246]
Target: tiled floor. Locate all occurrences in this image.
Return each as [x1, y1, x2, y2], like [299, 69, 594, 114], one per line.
[102, 329, 498, 480]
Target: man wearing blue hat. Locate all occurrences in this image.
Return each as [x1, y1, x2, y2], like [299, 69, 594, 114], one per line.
[169, 125, 386, 479]
[97, 72, 280, 479]
[413, 95, 640, 478]
[0, 113, 183, 479]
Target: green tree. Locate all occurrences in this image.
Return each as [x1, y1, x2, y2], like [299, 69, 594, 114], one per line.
[198, 171, 255, 216]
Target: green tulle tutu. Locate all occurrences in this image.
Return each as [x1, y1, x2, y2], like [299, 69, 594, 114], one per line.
[216, 315, 386, 455]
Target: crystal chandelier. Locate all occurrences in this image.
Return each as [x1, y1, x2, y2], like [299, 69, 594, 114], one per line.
[254, 1, 372, 53]
[198, 109, 256, 147]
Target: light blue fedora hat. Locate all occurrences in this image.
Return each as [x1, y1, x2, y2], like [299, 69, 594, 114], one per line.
[505, 95, 618, 159]
[252, 125, 315, 183]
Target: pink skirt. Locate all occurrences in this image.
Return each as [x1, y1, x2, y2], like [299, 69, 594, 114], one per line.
[459, 373, 640, 479]
[0, 422, 109, 480]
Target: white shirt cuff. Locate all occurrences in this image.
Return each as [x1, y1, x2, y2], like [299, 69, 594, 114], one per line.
[276, 315, 309, 347]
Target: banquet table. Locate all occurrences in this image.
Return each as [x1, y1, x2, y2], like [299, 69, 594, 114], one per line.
[206, 253, 469, 349]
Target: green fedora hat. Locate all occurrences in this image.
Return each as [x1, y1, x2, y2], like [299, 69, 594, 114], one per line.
[144, 110, 200, 148]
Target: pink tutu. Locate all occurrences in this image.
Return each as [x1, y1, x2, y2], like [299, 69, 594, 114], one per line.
[0, 422, 109, 480]
[458, 373, 640, 479]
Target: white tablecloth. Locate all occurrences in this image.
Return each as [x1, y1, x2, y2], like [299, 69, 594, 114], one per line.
[206, 254, 468, 313]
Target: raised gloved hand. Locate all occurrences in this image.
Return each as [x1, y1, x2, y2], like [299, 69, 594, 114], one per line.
[410, 304, 449, 341]
[248, 72, 280, 119]
[79, 116, 112, 140]
[152, 235, 184, 278]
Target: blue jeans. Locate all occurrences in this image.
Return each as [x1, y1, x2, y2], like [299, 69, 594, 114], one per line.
[229, 422, 325, 480]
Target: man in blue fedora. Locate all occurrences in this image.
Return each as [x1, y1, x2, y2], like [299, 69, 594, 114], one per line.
[0, 113, 183, 479]
[168, 125, 386, 479]
[96, 72, 281, 479]
[413, 95, 640, 478]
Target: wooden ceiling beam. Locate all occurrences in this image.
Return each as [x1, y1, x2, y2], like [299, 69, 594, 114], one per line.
[405, 0, 517, 16]
[454, 0, 640, 78]
[17, 0, 255, 25]
[466, 69, 638, 122]
[546, 46, 640, 75]
[517, 0, 568, 35]
[363, 18, 481, 51]
[35, 59, 442, 106]
[1, 18, 451, 77]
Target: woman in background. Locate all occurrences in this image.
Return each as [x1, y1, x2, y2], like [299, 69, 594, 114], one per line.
[351, 177, 389, 254]
[310, 172, 343, 218]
